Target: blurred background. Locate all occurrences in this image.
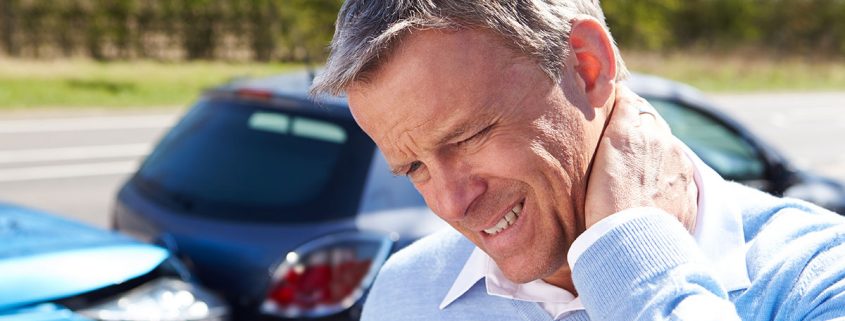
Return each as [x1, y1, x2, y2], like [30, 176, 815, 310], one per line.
[0, 0, 843, 231]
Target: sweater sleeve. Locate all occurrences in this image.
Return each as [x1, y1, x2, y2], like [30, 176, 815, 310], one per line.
[571, 210, 742, 321]
[736, 206, 845, 321]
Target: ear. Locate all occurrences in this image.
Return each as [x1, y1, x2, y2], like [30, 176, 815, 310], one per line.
[569, 18, 617, 108]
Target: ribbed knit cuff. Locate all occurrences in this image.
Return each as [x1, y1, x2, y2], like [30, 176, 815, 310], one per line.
[568, 207, 657, 268]
[571, 212, 701, 320]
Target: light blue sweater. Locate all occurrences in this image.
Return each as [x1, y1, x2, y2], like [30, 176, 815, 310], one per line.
[361, 182, 845, 320]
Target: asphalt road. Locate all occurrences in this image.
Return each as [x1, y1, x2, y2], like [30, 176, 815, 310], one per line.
[709, 92, 845, 182]
[0, 110, 181, 227]
[0, 92, 843, 228]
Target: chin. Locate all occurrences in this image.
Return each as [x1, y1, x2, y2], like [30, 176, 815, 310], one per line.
[503, 272, 539, 284]
[498, 258, 556, 284]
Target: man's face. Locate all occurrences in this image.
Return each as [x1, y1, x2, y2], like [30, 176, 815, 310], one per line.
[347, 29, 603, 285]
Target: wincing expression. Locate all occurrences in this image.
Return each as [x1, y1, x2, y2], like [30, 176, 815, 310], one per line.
[346, 29, 604, 288]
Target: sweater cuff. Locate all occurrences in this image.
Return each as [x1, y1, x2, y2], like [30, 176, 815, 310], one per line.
[567, 207, 658, 269]
[570, 212, 700, 317]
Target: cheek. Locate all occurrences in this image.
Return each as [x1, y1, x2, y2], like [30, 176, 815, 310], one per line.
[464, 130, 572, 190]
[475, 136, 539, 177]
[534, 111, 592, 181]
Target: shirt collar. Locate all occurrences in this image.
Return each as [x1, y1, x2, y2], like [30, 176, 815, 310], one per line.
[439, 247, 585, 319]
[439, 248, 486, 310]
[440, 144, 751, 310]
[687, 144, 752, 293]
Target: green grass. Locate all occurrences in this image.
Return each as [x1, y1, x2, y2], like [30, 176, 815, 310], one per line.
[1, 54, 844, 110]
[625, 51, 845, 92]
[0, 59, 303, 109]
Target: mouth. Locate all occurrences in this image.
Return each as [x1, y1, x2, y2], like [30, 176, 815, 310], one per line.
[482, 200, 524, 236]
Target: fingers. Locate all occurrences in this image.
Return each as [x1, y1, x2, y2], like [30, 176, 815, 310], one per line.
[584, 85, 696, 228]
[610, 86, 644, 126]
[612, 86, 671, 133]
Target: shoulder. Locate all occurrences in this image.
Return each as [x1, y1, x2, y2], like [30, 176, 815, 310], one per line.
[743, 185, 845, 265]
[713, 181, 843, 239]
[361, 228, 475, 320]
[728, 180, 845, 241]
[726, 180, 845, 268]
[731, 182, 845, 318]
[373, 228, 473, 289]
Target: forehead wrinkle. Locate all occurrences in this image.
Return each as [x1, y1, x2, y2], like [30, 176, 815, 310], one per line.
[366, 113, 409, 168]
[380, 111, 435, 172]
[399, 115, 435, 153]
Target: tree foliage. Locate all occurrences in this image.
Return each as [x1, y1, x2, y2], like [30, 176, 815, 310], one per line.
[0, 0, 843, 61]
[0, 0, 343, 61]
[603, 0, 845, 56]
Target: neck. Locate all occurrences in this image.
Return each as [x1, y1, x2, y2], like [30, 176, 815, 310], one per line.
[542, 265, 577, 295]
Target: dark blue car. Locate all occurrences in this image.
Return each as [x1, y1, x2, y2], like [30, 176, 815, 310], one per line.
[113, 72, 845, 321]
[0, 203, 229, 321]
[112, 73, 445, 320]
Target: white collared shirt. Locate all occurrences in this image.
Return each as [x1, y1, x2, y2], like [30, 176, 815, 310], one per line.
[440, 145, 752, 320]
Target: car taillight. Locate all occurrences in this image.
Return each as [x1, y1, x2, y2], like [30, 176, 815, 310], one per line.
[260, 232, 394, 318]
[236, 88, 273, 100]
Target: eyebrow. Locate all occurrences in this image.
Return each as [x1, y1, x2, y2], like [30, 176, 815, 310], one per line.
[388, 113, 492, 176]
[386, 121, 480, 176]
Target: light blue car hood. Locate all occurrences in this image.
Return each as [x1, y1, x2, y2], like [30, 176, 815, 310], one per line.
[0, 203, 168, 310]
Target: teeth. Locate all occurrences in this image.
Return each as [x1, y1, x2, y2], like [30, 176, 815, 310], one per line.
[495, 217, 508, 230]
[504, 211, 515, 224]
[483, 202, 523, 236]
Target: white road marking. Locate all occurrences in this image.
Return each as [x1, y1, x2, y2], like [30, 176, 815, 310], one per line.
[0, 115, 176, 133]
[0, 160, 140, 182]
[0, 143, 152, 164]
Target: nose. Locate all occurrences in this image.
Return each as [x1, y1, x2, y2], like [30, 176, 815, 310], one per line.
[424, 158, 486, 222]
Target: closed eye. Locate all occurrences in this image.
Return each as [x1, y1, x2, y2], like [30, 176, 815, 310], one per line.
[458, 124, 494, 146]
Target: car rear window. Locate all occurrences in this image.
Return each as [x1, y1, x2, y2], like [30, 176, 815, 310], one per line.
[648, 98, 765, 181]
[131, 97, 375, 223]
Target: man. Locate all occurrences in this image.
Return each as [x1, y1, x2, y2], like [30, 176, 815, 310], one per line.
[310, 1, 845, 320]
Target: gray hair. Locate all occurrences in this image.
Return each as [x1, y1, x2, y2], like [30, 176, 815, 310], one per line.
[310, 0, 629, 96]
